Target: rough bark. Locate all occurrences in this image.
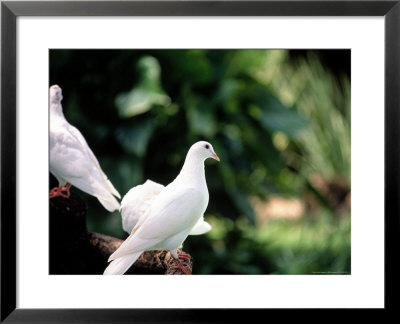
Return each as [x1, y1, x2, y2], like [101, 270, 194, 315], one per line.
[49, 191, 192, 275]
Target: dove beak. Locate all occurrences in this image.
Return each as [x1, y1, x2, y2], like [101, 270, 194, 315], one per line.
[212, 152, 220, 162]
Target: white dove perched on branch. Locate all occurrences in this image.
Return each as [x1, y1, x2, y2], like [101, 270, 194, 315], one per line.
[49, 85, 121, 212]
[104, 141, 220, 275]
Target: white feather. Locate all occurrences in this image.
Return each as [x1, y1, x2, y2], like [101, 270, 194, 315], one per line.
[188, 217, 212, 235]
[120, 180, 212, 235]
[49, 85, 121, 212]
[120, 180, 164, 233]
[104, 251, 142, 275]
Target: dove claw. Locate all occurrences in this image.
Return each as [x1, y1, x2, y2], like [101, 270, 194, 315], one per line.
[177, 252, 191, 262]
[50, 183, 71, 199]
[169, 261, 191, 275]
[169, 251, 191, 274]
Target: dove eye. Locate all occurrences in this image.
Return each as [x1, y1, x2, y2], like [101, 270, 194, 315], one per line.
[205, 144, 209, 149]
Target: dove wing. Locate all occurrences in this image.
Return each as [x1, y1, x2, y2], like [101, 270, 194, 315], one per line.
[120, 180, 165, 233]
[109, 187, 206, 260]
[50, 124, 120, 211]
[66, 124, 120, 198]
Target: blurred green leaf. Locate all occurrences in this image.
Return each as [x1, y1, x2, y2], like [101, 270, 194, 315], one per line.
[214, 78, 241, 105]
[186, 101, 217, 138]
[253, 91, 310, 138]
[224, 50, 269, 77]
[115, 56, 171, 118]
[115, 119, 155, 157]
[228, 189, 256, 225]
[160, 50, 214, 86]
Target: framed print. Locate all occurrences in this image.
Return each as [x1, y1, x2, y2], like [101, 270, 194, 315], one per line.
[1, 0, 398, 322]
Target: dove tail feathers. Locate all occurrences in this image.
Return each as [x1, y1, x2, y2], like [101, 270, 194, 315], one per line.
[103, 251, 142, 275]
[97, 195, 121, 212]
[189, 220, 212, 236]
[106, 179, 121, 199]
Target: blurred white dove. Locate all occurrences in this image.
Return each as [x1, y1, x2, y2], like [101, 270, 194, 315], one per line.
[49, 85, 121, 212]
[104, 141, 220, 275]
[120, 179, 212, 236]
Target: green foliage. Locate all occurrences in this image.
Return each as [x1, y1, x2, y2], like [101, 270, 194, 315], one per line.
[256, 50, 351, 181]
[187, 213, 350, 274]
[115, 118, 155, 157]
[115, 56, 171, 118]
[50, 49, 351, 274]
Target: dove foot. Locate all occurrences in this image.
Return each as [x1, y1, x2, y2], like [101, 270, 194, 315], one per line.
[169, 259, 190, 275]
[50, 183, 71, 199]
[168, 250, 191, 274]
[177, 251, 191, 262]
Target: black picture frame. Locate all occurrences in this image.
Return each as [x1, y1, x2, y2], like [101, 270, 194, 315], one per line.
[1, 0, 398, 322]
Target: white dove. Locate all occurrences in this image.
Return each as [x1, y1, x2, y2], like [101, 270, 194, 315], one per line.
[104, 141, 220, 275]
[120, 179, 212, 236]
[49, 85, 121, 212]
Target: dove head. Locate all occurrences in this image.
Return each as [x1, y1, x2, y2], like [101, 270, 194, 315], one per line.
[188, 141, 220, 162]
[49, 85, 63, 104]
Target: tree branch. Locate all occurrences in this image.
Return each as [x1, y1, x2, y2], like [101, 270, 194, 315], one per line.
[49, 191, 192, 275]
